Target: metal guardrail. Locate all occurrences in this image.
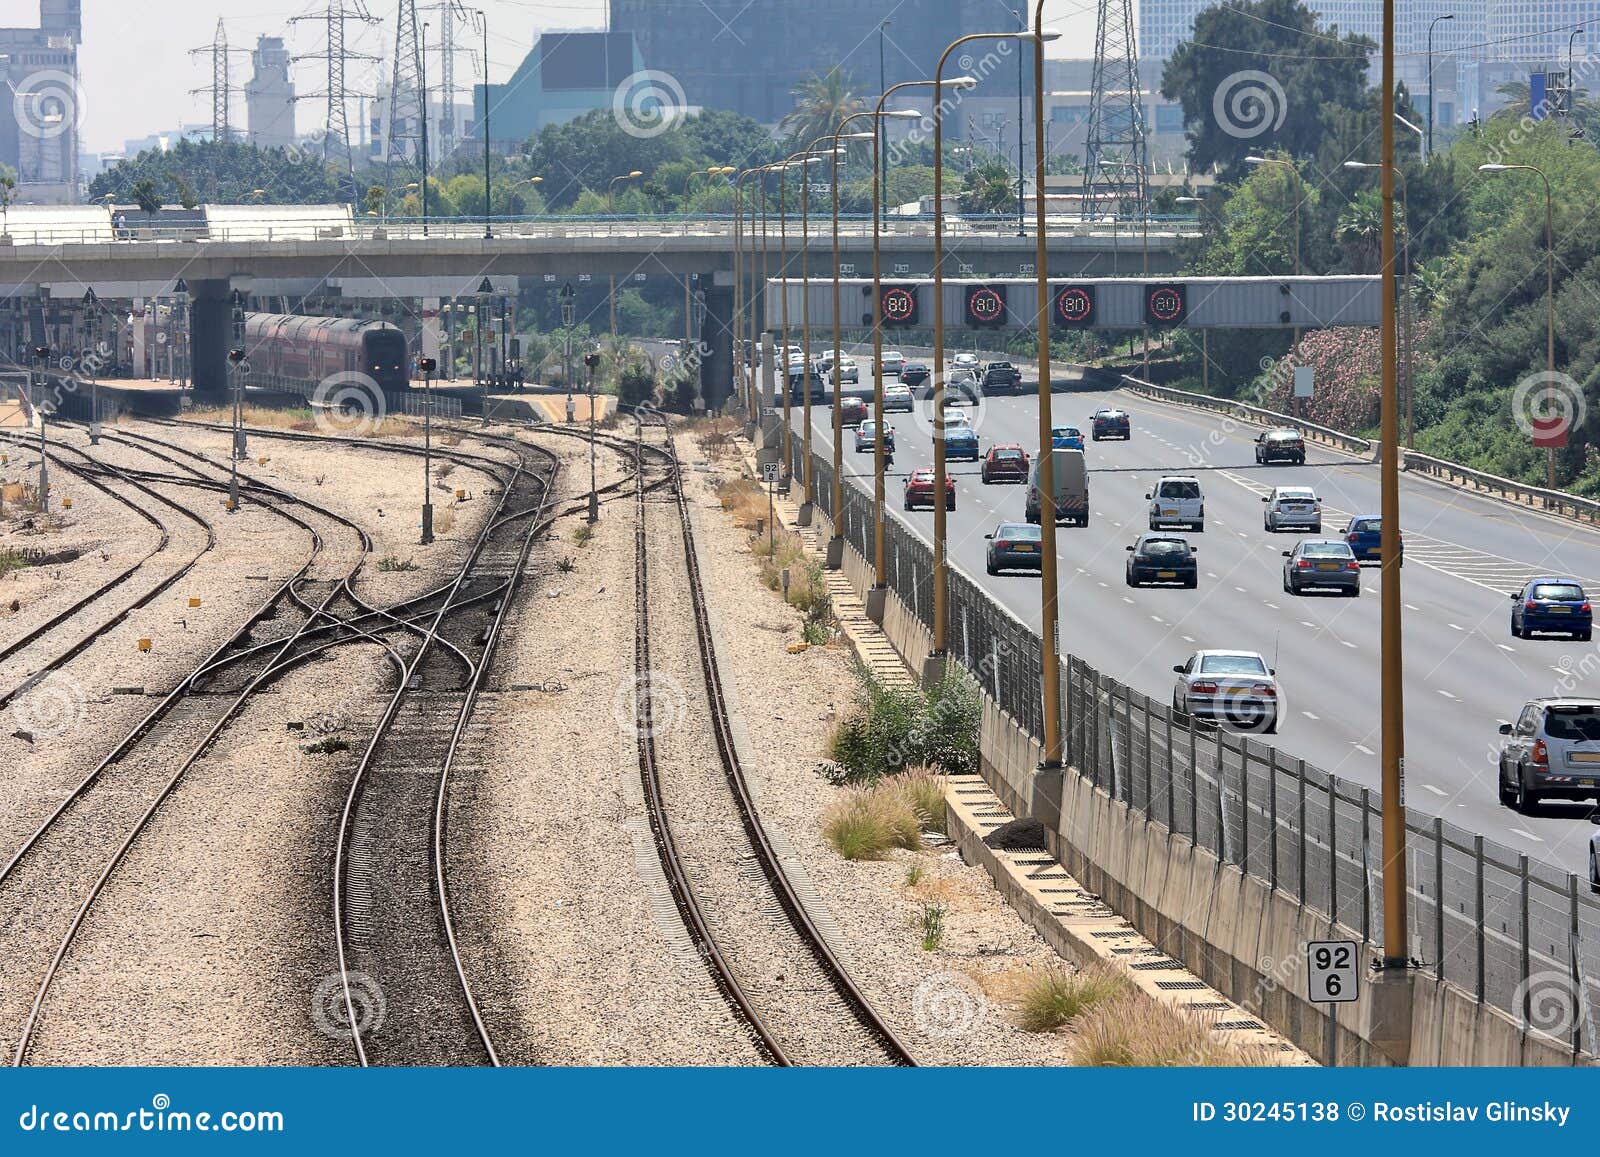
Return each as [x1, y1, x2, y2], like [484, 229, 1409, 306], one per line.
[1121, 376, 1374, 457]
[801, 431, 1600, 1057]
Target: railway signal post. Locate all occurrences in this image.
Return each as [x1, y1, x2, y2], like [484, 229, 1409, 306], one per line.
[420, 356, 437, 545]
[226, 347, 246, 512]
[30, 345, 49, 511]
[584, 350, 601, 523]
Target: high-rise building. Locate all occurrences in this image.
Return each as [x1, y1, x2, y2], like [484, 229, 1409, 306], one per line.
[608, 0, 1016, 127]
[0, 0, 81, 203]
[246, 36, 296, 150]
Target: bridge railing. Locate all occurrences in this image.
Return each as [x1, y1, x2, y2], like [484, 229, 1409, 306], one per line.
[798, 427, 1600, 1059]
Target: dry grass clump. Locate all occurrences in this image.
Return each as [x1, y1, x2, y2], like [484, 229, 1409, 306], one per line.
[715, 475, 768, 529]
[897, 766, 949, 835]
[188, 404, 412, 438]
[1016, 964, 1131, 1033]
[823, 781, 924, 861]
[694, 417, 739, 461]
[1068, 992, 1279, 1066]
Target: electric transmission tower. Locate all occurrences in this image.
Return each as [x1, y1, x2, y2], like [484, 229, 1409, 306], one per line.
[385, 0, 424, 171]
[189, 20, 248, 145]
[1083, 0, 1148, 222]
[291, 0, 380, 201]
[422, 1, 458, 156]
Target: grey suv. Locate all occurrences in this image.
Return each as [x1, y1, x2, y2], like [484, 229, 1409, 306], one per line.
[1497, 698, 1600, 812]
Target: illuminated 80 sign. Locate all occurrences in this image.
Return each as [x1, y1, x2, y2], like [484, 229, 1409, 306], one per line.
[1143, 283, 1188, 327]
[964, 284, 1007, 327]
[880, 285, 919, 326]
[1052, 285, 1096, 330]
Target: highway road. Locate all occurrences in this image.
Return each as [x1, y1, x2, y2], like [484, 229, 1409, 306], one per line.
[793, 377, 1600, 880]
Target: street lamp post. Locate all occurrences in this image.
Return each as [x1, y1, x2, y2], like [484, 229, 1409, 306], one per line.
[1345, 161, 1414, 444]
[419, 355, 436, 543]
[1570, 27, 1586, 120]
[420, 21, 430, 235]
[1174, 197, 1215, 394]
[608, 170, 643, 214]
[930, 30, 1055, 670]
[777, 152, 823, 489]
[475, 8, 491, 238]
[798, 141, 847, 513]
[1479, 162, 1556, 489]
[1426, 13, 1454, 159]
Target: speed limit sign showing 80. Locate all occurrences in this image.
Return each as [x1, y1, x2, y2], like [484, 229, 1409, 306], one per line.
[1306, 940, 1359, 1003]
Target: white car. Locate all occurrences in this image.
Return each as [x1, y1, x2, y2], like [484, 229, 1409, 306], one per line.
[879, 350, 906, 378]
[953, 351, 980, 370]
[884, 383, 914, 412]
[1172, 650, 1280, 734]
[1262, 486, 1322, 532]
[1148, 476, 1205, 531]
[833, 357, 859, 385]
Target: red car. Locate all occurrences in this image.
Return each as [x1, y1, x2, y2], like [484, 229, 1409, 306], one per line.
[838, 397, 869, 426]
[981, 444, 1029, 484]
[903, 468, 955, 511]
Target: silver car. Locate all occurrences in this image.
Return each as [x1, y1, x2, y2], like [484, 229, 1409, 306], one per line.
[834, 357, 859, 385]
[1497, 698, 1600, 812]
[1171, 650, 1280, 734]
[1282, 539, 1360, 596]
[953, 351, 980, 370]
[884, 382, 914, 412]
[1262, 486, 1322, 532]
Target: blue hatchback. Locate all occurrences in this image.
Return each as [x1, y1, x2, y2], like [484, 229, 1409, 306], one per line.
[945, 425, 981, 460]
[1051, 425, 1085, 450]
[1512, 579, 1593, 640]
[1343, 515, 1402, 564]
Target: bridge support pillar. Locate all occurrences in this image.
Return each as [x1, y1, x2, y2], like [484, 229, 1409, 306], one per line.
[698, 278, 733, 412]
[189, 279, 235, 399]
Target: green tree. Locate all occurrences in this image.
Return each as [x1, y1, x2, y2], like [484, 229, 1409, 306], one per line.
[958, 159, 1013, 215]
[130, 179, 162, 214]
[779, 67, 865, 151]
[1161, 0, 1373, 178]
[616, 358, 657, 408]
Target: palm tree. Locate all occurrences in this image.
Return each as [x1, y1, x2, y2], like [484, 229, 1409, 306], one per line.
[779, 68, 865, 149]
[1335, 192, 1382, 274]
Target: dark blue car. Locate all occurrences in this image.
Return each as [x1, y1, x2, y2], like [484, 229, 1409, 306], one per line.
[1512, 579, 1593, 640]
[985, 522, 1044, 574]
[1343, 515, 1402, 565]
[945, 425, 980, 460]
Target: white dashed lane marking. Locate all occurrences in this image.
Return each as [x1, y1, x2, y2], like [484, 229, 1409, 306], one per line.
[1352, 743, 1374, 755]
[1509, 828, 1545, 843]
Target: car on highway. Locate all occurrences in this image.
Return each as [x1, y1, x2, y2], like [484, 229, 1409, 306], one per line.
[980, 444, 1029, 483]
[953, 351, 980, 371]
[1254, 428, 1307, 465]
[787, 364, 826, 402]
[883, 382, 914, 412]
[1591, 815, 1600, 894]
[980, 361, 1023, 395]
[1343, 515, 1401, 564]
[839, 396, 869, 426]
[901, 361, 930, 388]
[945, 367, 981, 401]
[832, 356, 859, 385]
[1090, 408, 1131, 440]
[1497, 698, 1600, 812]
[1051, 426, 1085, 450]
[1510, 578, 1593, 641]
[1172, 650, 1279, 733]
[1282, 539, 1361, 596]
[1026, 447, 1089, 526]
[903, 467, 955, 511]
[880, 350, 906, 378]
[855, 419, 895, 453]
[945, 424, 980, 460]
[1262, 486, 1322, 532]
[1125, 535, 1198, 588]
[1147, 476, 1204, 531]
[985, 522, 1044, 574]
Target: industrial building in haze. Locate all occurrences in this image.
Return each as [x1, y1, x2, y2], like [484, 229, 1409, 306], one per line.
[0, 0, 81, 203]
[245, 36, 296, 151]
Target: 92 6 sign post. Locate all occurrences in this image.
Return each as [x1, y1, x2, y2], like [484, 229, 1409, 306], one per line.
[1306, 940, 1358, 1003]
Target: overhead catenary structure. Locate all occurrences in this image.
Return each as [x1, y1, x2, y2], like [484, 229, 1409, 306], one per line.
[384, 0, 425, 172]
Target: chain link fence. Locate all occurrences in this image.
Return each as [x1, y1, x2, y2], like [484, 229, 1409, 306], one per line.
[799, 438, 1600, 1053]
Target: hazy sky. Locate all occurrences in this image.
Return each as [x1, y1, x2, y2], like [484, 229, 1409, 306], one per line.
[0, 0, 1099, 152]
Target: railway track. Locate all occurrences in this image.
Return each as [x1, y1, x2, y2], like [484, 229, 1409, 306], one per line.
[630, 423, 918, 1067]
[332, 435, 559, 1066]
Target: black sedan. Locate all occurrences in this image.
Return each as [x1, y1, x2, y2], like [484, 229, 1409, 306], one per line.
[1125, 535, 1197, 588]
[1091, 408, 1131, 440]
[901, 362, 930, 388]
[1255, 428, 1306, 465]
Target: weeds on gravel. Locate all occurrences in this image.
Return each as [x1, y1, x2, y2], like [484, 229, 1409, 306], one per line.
[715, 476, 767, 530]
[897, 766, 949, 834]
[903, 859, 928, 888]
[695, 419, 738, 462]
[301, 736, 350, 755]
[378, 556, 418, 572]
[1017, 965, 1131, 1032]
[1068, 994, 1277, 1066]
[556, 555, 577, 573]
[826, 666, 978, 781]
[919, 902, 946, 951]
[572, 524, 594, 547]
[822, 781, 923, 860]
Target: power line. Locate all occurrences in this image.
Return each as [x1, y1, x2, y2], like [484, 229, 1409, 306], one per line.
[291, 0, 381, 199]
[188, 19, 250, 144]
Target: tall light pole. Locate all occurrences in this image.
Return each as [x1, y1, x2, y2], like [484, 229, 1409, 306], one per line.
[799, 140, 847, 511]
[420, 20, 430, 236]
[473, 7, 491, 238]
[1570, 27, 1586, 119]
[1173, 196, 1215, 394]
[1345, 161, 1413, 445]
[868, 84, 962, 611]
[1030, 0, 1063, 767]
[81, 287, 100, 444]
[477, 277, 492, 423]
[1013, 6, 1027, 236]
[1479, 162, 1556, 489]
[931, 29, 1055, 667]
[878, 20, 890, 203]
[608, 169, 643, 214]
[778, 151, 823, 488]
[1426, 13, 1454, 159]
[825, 118, 877, 569]
[419, 355, 436, 544]
[1246, 154, 1303, 411]
[1377, 0, 1408, 987]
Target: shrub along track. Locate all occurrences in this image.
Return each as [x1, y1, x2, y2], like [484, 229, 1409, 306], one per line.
[630, 421, 917, 1067]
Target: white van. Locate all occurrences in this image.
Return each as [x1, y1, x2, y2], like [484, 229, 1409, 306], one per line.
[1025, 448, 1089, 526]
[1148, 475, 1204, 531]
